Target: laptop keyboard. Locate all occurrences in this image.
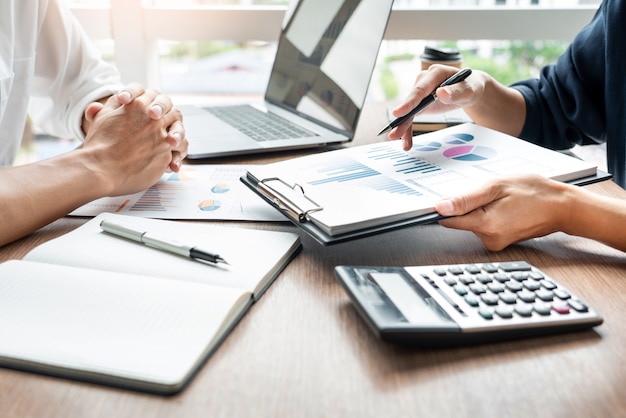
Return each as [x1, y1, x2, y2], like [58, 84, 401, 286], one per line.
[205, 105, 318, 142]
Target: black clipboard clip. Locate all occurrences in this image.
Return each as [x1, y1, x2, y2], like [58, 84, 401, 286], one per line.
[257, 177, 323, 222]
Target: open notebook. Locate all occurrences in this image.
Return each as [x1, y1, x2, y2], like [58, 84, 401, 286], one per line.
[0, 213, 301, 394]
[243, 123, 609, 244]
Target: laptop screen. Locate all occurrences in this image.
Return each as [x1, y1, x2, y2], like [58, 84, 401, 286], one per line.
[265, 0, 393, 135]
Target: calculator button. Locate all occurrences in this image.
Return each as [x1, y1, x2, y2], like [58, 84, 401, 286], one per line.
[533, 303, 552, 316]
[465, 264, 482, 274]
[511, 272, 529, 281]
[523, 280, 541, 291]
[517, 290, 536, 303]
[454, 285, 469, 296]
[476, 274, 493, 284]
[540, 279, 557, 290]
[499, 292, 518, 304]
[464, 294, 480, 307]
[499, 261, 532, 271]
[554, 289, 571, 300]
[536, 289, 555, 301]
[478, 308, 494, 320]
[469, 283, 487, 294]
[487, 282, 506, 293]
[433, 267, 447, 276]
[514, 305, 534, 317]
[495, 306, 514, 319]
[459, 275, 475, 285]
[529, 271, 545, 280]
[443, 277, 457, 286]
[448, 266, 464, 275]
[482, 263, 498, 273]
[493, 273, 510, 283]
[480, 293, 500, 306]
[551, 303, 571, 314]
[568, 300, 589, 313]
[505, 281, 524, 292]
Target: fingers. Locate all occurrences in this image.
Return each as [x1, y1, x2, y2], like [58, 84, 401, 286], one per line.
[435, 71, 483, 108]
[116, 84, 175, 121]
[165, 118, 188, 172]
[121, 87, 185, 154]
[116, 82, 146, 105]
[146, 94, 173, 120]
[107, 84, 188, 172]
[385, 65, 457, 145]
[434, 180, 509, 245]
[154, 106, 187, 172]
[436, 180, 502, 217]
[84, 102, 105, 124]
[436, 197, 512, 252]
[433, 175, 563, 251]
[391, 65, 455, 118]
[167, 118, 184, 143]
[169, 150, 186, 173]
[387, 122, 414, 151]
[386, 65, 477, 145]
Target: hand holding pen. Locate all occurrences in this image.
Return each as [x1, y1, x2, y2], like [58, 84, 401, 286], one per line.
[378, 67, 473, 139]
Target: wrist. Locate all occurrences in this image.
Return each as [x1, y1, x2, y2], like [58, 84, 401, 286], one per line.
[71, 147, 117, 198]
[465, 72, 526, 137]
[550, 181, 581, 235]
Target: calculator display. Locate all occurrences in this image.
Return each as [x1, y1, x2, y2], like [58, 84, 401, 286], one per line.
[368, 272, 454, 325]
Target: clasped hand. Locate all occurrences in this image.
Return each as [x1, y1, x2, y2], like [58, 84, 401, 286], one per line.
[81, 83, 188, 196]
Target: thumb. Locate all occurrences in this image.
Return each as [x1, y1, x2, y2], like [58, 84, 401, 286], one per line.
[435, 182, 501, 216]
[435, 86, 461, 106]
[84, 102, 105, 124]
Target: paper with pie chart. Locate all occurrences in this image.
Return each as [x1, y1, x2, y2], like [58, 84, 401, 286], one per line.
[70, 165, 287, 221]
[245, 123, 598, 236]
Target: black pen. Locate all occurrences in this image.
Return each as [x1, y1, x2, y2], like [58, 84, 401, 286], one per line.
[377, 67, 473, 136]
[100, 219, 229, 265]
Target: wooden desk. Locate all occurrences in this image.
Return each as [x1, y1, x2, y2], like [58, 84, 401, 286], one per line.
[2, 103, 626, 418]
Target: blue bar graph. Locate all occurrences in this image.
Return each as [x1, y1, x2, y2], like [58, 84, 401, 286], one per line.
[367, 145, 442, 174]
[307, 154, 423, 196]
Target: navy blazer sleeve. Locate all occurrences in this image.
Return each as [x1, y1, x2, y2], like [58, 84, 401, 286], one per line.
[510, 0, 626, 187]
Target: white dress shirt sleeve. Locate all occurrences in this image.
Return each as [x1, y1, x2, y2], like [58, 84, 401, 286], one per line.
[28, 0, 123, 141]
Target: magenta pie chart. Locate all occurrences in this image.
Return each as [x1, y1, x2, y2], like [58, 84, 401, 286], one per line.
[443, 145, 497, 161]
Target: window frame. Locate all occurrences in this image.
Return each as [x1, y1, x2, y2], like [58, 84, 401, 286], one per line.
[70, 3, 600, 87]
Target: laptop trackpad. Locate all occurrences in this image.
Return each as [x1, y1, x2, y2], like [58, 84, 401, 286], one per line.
[183, 112, 241, 136]
[188, 134, 260, 155]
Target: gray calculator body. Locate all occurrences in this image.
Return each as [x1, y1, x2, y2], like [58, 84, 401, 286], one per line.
[334, 262, 603, 345]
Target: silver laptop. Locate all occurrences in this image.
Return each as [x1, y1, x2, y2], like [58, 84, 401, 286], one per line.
[182, 0, 393, 160]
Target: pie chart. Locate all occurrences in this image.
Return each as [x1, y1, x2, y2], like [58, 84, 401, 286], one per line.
[444, 133, 474, 144]
[198, 199, 221, 211]
[211, 183, 230, 193]
[414, 141, 441, 152]
[443, 145, 496, 161]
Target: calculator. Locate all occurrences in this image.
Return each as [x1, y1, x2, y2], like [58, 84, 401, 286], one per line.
[334, 261, 603, 346]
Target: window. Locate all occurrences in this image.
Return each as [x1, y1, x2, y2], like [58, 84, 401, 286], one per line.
[67, 0, 600, 96]
[28, 0, 602, 169]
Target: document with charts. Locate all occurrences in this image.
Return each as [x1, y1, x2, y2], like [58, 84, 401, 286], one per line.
[243, 123, 606, 244]
[70, 164, 286, 222]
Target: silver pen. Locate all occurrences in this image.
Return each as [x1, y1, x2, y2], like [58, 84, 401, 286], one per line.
[100, 219, 229, 265]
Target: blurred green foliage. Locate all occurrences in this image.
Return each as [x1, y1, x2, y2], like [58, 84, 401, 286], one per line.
[380, 40, 568, 99]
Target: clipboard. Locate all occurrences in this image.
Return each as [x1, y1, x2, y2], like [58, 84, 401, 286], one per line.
[241, 124, 614, 246]
[241, 169, 613, 246]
